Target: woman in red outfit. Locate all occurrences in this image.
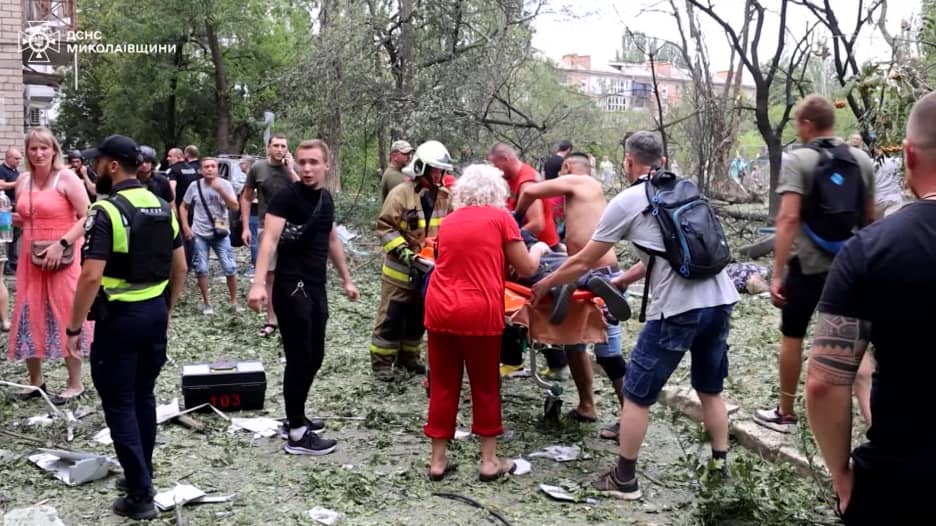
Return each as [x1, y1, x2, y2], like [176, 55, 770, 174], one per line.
[424, 164, 548, 481]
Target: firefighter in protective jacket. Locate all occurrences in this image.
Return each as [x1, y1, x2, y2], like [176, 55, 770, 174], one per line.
[370, 140, 454, 378]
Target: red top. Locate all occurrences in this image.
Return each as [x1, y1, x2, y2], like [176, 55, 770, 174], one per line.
[506, 162, 559, 247]
[424, 206, 522, 335]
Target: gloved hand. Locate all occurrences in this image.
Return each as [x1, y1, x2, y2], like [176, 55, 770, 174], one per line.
[396, 247, 416, 267]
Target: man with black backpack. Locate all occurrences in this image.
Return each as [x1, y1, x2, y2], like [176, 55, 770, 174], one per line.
[532, 131, 738, 499]
[754, 95, 875, 434]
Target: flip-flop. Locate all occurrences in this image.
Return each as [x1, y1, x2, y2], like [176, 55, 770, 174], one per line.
[13, 383, 46, 402]
[257, 324, 278, 337]
[566, 408, 598, 423]
[428, 462, 458, 482]
[479, 460, 517, 482]
[587, 276, 632, 322]
[51, 390, 84, 406]
[600, 421, 620, 440]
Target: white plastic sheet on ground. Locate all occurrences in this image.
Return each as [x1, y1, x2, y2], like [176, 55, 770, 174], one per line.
[529, 445, 580, 462]
[28, 448, 116, 486]
[306, 506, 342, 525]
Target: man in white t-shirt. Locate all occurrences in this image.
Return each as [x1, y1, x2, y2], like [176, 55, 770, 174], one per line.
[532, 131, 738, 500]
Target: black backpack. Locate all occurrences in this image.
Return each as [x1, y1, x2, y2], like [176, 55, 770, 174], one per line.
[802, 141, 865, 254]
[634, 170, 731, 322]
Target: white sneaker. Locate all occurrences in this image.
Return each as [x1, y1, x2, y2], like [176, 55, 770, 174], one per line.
[202, 303, 215, 316]
[753, 407, 798, 433]
[230, 303, 244, 313]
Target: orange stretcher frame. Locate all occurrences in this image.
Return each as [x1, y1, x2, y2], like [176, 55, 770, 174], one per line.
[420, 238, 603, 319]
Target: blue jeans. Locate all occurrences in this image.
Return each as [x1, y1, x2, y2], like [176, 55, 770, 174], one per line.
[248, 214, 259, 266]
[624, 304, 734, 407]
[193, 234, 237, 277]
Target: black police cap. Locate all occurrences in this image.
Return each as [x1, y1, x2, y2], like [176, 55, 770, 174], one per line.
[82, 135, 144, 166]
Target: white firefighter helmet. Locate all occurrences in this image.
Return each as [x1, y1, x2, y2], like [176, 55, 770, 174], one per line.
[407, 140, 454, 179]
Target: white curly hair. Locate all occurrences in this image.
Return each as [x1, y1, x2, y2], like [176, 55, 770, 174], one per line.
[452, 164, 510, 209]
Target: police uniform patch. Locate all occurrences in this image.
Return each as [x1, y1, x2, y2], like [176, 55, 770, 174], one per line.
[84, 208, 97, 232]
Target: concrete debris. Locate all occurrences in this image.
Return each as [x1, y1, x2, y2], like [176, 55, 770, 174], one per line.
[529, 445, 580, 462]
[306, 506, 342, 525]
[29, 448, 115, 486]
[2, 505, 66, 526]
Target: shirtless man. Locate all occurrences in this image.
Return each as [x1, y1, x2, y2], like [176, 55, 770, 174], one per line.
[515, 153, 630, 439]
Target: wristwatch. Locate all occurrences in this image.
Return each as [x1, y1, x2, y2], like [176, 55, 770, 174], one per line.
[65, 327, 81, 336]
[59, 238, 70, 249]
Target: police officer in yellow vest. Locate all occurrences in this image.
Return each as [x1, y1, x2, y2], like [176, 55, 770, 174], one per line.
[370, 140, 453, 379]
[65, 135, 187, 521]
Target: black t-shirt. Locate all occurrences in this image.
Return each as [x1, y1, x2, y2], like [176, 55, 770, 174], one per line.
[0, 163, 18, 203]
[141, 173, 173, 204]
[266, 182, 334, 285]
[84, 180, 183, 261]
[543, 154, 564, 180]
[818, 200, 936, 465]
[167, 161, 200, 208]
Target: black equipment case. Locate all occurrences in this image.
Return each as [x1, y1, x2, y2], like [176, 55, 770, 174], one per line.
[181, 360, 266, 411]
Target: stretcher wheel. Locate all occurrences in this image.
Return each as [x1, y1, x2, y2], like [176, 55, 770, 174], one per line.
[543, 393, 563, 423]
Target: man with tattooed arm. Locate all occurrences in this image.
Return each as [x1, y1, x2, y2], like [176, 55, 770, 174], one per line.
[806, 92, 936, 525]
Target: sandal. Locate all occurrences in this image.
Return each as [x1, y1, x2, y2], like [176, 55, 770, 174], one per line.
[13, 383, 46, 401]
[51, 389, 85, 406]
[600, 421, 620, 441]
[428, 462, 458, 482]
[257, 323, 278, 337]
[565, 408, 598, 423]
[479, 460, 517, 482]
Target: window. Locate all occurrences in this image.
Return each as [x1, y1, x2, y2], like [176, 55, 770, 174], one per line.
[29, 108, 42, 127]
[606, 95, 626, 112]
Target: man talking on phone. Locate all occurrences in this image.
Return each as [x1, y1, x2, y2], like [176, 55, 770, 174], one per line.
[240, 133, 299, 337]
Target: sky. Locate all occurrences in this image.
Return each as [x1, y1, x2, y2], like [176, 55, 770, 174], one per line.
[531, 0, 923, 73]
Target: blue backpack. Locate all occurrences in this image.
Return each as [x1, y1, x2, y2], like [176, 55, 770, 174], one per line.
[634, 170, 731, 321]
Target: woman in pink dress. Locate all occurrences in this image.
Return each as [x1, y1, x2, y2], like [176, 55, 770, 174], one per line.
[10, 128, 91, 404]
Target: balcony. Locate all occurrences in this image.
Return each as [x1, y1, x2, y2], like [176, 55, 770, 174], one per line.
[22, 0, 76, 30]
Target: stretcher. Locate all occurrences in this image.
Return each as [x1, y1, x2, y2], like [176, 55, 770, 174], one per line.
[419, 240, 611, 421]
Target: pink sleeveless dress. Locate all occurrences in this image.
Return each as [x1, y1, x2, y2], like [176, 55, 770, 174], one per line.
[9, 170, 92, 360]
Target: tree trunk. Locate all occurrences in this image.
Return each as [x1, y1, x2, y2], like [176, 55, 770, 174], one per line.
[318, 0, 342, 193]
[206, 23, 232, 153]
[165, 41, 185, 151]
[766, 135, 783, 219]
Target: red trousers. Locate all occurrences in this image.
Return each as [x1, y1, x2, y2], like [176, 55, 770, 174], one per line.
[424, 331, 503, 439]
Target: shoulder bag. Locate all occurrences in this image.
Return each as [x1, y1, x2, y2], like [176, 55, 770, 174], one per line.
[30, 172, 75, 270]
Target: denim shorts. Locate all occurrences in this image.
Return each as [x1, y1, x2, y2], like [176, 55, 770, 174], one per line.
[623, 304, 734, 407]
[194, 234, 237, 277]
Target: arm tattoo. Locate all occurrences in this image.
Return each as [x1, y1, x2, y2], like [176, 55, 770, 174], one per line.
[808, 313, 871, 385]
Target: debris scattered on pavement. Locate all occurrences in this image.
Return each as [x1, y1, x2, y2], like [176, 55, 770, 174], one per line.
[529, 445, 581, 462]
[2, 505, 66, 526]
[539, 484, 597, 504]
[28, 448, 116, 486]
[453, 429, 472, 440]
[227, 417, 281, 438]
[26, 415, 53, 427]
[154, 484, 234, 512]
[92, 428, 112, 446]
[306, 506, 342, 525]
[511, 458, 532, 476]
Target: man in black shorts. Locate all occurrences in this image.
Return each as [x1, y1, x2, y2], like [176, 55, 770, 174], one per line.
[806, 91, 936, 524]
[754, 95, 875, 433]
